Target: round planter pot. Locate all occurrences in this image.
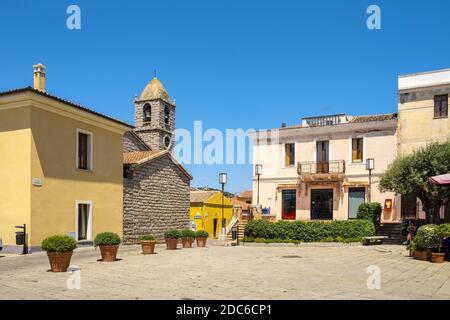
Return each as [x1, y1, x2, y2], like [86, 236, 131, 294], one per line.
[181, 237, 193, 248]
[165, 238, 178, 250]
[99, 245, 119, 262]
[141, 241, 156, 254]
[431, 252, 446, 264]
[47, 251, 73, 272]
[413, 250, 428, 261]
[196, 237, 207, 247]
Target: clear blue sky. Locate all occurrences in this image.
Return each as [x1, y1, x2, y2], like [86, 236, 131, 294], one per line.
[1, 0, 449, 193]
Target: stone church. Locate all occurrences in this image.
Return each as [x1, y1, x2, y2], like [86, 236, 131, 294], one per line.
[122, 76, 192, 244]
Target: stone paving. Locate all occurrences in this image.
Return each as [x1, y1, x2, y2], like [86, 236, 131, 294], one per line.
[1, 244, 450, 300]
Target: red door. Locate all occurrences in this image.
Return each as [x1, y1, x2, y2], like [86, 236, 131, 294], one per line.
[282, 189, 296, 220]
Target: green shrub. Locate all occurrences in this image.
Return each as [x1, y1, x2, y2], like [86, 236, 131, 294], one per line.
[41, 235, 77, 253]
[243, 236, 255, 242]
[244, 219, 375, 242]
[164, 229, 181, 239]
[357, 202, 382, 224]
[409, 224, 441, 252]
[181, 229, 196, 238]
[140, 234, 155, 241]
[196, 230, 209, 238]
[94, 232, 121, 246]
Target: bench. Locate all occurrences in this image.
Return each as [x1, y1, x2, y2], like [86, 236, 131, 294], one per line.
[363, 236, 388, 246]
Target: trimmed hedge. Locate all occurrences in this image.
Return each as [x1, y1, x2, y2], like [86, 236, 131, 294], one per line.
[244, 220, 375, 242]
[94, 232, 121, 246]
[181, 229, 196, 238]
[357, 203, 382, 223]
[41, 235, 77, 252]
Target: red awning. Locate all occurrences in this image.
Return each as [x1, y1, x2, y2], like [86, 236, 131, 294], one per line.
[429, 174, 450, 186]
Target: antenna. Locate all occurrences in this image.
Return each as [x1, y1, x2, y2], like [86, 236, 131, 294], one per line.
[154, 69, 157, 78]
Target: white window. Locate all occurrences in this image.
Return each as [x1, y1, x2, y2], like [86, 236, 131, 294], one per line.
[76, 201, 92, 241]
[76, 129, 93, 170]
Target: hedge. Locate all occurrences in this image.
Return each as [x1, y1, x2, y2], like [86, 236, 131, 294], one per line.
[244, 219, 375, 242]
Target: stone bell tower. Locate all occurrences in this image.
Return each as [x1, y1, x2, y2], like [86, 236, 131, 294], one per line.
[134, 76, 176, 151]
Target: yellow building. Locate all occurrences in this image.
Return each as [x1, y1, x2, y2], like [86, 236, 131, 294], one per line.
[398, 69, 450, 221]
[0, 64, 132, 252]
[190, 190, 233, 238]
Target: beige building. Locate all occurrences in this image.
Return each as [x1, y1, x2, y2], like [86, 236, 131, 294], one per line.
[398, 69, 450, 221]
[0, 65, 132, 252]
[251, 114, 400, 222]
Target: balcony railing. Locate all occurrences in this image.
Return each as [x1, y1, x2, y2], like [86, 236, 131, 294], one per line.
[297, 160, 346, 175]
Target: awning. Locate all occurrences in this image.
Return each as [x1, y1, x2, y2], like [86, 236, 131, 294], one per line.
[429, 174, 450, 186]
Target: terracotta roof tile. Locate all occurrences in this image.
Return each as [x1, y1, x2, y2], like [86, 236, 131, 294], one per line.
[230, 197, 250, 210]
[239, 190, 252, 199]
[123, 150, 165, 164]
[349, 113, 397, 123]
[190, 191, 218, 203]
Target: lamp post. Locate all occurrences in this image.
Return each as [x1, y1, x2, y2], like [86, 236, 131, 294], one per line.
[366, 158, 375, 203]
[255, 164, 263, 205]
[219, 173, 227, 241]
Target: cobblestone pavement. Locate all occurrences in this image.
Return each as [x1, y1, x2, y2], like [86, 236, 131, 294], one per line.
[1, 244, 450, 300]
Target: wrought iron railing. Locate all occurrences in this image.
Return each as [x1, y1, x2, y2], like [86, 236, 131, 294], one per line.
[297, 160, 346, 175]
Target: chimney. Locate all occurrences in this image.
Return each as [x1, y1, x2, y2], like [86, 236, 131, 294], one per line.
[33, 63, 46, 92]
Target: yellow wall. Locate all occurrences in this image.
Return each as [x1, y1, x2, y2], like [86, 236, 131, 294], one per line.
[398, 98, 450, 155]
[0, 106, 32, 246]
[0, 92, 129, 247]
[190, 193, 233, 238]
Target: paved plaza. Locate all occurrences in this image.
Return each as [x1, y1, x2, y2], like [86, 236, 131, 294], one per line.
[1, 244, 450, 300]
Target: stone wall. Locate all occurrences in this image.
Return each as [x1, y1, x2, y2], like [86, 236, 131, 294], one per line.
[134, 99, 175, 151]
[123, 132, 150, 152]
[123, 154, 191, 244]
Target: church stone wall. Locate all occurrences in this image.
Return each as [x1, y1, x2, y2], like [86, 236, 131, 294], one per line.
[123, 154, 191, 244]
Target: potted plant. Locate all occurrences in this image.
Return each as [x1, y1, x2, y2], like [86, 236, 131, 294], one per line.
[181, 229, 195, 248]
[409, 225, 439, 261]
[41, 235, 77, 272]
[431, 224, 450, 263]
[94, 232, 121, 262]
[164, 230, 181, 250]
[196, 230, 209, 247]
[140, 234, 156, 254]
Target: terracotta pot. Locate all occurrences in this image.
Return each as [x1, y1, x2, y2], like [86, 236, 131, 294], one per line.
[196, 237, 207, 247]
[47, 251, 73, 272]
[413, 250, 428, 261]
[141, 241, 156, 254]
[431, 252, 446, 264]
[181, 237, 193, 248]
[99, 245, 119, 262]
[165, 238, 178, 250]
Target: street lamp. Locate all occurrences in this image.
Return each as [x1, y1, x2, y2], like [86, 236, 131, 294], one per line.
[219, 173, 227, 241]
[366, 158, 375, 203]
[255, 164, 263, 205]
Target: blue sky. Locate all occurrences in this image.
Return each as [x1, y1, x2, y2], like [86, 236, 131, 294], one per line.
[1, 0, 450, 193]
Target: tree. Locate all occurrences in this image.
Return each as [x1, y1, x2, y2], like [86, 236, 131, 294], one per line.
[379, 142, 450, 224]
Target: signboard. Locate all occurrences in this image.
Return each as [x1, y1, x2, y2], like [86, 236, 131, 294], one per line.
[32, 178, 43, 187]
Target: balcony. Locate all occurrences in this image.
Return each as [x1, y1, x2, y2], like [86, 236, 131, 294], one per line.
[297, 160, 346, 182]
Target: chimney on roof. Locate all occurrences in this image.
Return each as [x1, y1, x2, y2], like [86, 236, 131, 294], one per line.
[33, 63, 46, 92]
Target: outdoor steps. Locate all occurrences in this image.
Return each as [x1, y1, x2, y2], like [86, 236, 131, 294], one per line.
[226, 218, 249, 244]
[377, 223, 403, 244]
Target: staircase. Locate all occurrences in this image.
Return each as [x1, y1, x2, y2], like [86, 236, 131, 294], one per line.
[377, 223, 403, 245]
[226, 213, 250, 245]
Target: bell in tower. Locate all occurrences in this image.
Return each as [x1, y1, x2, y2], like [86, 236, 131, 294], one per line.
[133, 76, 176, 151]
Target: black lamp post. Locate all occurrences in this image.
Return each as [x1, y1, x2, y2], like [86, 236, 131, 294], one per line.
[219, 172, 227, 241]
[366, 158, 375, 203]
[255, 164, 263, 205]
